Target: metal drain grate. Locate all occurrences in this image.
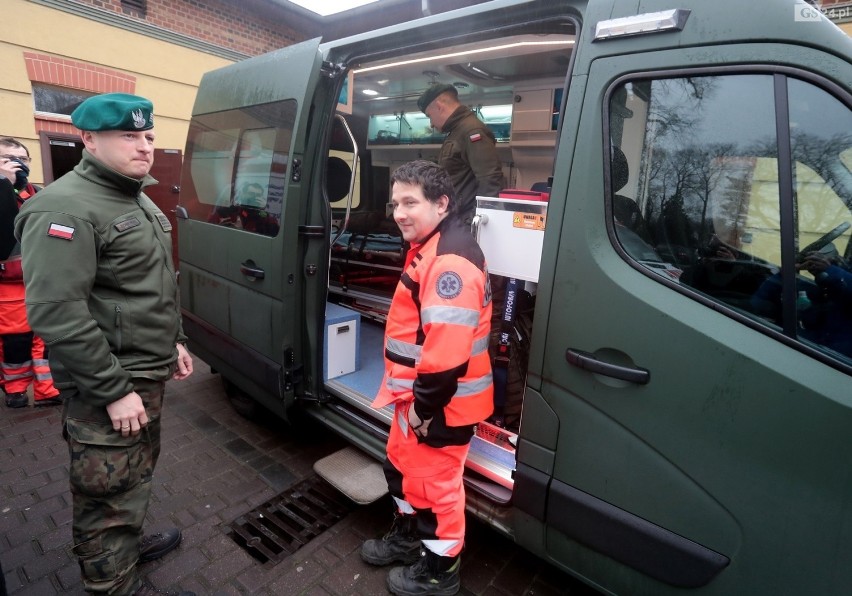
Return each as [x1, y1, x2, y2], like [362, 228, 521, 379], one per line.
[226, 475, 354, 565]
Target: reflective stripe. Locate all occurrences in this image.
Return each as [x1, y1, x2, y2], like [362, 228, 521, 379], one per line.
[396, 404, 409, 438]
[2, 371, 33, 381]
[386, 334, 489, 363]
[33, 359, 50, 367]
[422, 539, 461, 557]
[455, 373, 493, 397]
[386, 377, 415, 393]
[386, 337, 422, 363]
[471, 335, 489, 356]
[393, 495, 415, 515]
[421, 305, 479, 327]
[386, 373, 492, 398]
[2, 360, 33, 368]
[34, 372, 53, 381]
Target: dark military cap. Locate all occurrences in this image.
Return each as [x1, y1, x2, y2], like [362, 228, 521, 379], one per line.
[417, 83, 458, 113]
[71, 93, 154, 132]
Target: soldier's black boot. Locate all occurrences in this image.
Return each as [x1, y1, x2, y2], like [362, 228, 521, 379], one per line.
[386, 549, 461, 596]
[360, 513, 421, 566]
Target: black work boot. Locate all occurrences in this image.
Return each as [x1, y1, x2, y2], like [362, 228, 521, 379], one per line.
[4, 392, 27, 408]
[387, 549, 461, 596]
[360, 513, 421, 566]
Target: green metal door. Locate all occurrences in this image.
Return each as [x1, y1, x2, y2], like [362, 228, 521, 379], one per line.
[178, 39, 323, 415]
[523, 32, 852, 596]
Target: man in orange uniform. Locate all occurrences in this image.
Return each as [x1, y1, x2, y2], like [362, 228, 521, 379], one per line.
[0, 137, 60, 408]
[361, 160, 493, 596]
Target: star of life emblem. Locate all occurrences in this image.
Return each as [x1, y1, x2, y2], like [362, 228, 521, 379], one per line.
[436, 271, 462, 299]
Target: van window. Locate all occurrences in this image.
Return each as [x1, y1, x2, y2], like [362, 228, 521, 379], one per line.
[609, 74, 852, 365]
[180, 100, 296, 237]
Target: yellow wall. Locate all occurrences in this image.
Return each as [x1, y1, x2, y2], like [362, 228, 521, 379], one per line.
[1, 0, 236, 183]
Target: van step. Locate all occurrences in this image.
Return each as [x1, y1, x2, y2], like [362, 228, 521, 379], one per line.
[313, 446, 388, 505]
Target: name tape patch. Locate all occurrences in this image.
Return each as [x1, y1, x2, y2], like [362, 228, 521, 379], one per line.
[114, 217, 141, 232]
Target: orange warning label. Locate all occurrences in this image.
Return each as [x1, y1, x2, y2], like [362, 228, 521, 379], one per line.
[512, 212, 546, 231]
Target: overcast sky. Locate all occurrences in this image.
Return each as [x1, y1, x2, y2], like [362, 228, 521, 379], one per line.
[287, 0, 380, 16]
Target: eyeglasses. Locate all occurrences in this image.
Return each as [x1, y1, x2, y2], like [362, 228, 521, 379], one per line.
[1, 155, 31, 164]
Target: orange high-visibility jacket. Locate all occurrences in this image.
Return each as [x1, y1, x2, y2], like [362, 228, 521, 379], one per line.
[373, 217, 493, 426]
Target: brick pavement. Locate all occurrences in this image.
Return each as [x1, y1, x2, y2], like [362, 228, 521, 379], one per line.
[0, 358, 597, 595]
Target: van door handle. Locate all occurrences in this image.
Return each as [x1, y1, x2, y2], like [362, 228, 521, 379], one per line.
[566, 348, 650, 385]
[240, 260, 265, 281]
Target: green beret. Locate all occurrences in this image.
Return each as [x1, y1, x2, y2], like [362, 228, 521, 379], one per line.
[417, 84, 457, 113]
[71, 93, 154, 132]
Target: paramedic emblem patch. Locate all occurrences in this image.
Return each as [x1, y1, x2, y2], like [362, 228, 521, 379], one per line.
[436, 271, 462, 299]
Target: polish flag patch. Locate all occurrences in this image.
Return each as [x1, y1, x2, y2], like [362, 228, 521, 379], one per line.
[469, 133, 482, 142]
[47, 223, 75, 240]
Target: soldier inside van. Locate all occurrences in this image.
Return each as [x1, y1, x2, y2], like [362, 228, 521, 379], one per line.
[234, 182, 278, 235]
[208, 182, 239, 227]
[611, 145, 652, 243]
[417, 84, 504, 223]
[751, 245, 852, 359]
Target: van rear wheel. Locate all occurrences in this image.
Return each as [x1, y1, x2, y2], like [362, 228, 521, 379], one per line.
[222, 377, 260, 420]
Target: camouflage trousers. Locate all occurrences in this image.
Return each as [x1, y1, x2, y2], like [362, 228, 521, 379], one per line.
[63, 378, 165, 595]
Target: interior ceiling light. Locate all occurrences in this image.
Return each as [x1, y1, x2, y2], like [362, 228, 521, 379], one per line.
[353, 39, 574, 74]
[362, 89, 379, 95]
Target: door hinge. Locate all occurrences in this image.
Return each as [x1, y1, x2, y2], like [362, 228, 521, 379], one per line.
[281, 347, 303, 393]
[321, 61, 346, 78]
[291, 158, 302, 182]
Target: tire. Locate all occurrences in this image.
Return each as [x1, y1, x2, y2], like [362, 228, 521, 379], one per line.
[222, 377, 261, 421]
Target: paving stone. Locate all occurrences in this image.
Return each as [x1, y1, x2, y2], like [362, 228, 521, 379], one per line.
[0, 353, 597, 595]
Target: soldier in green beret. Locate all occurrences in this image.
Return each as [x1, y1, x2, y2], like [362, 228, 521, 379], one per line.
[14, 93, 195, 596]
[418, 83, 504, 223]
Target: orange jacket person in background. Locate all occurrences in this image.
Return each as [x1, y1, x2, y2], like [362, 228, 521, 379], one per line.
[361, 160, 493, 596]
[0, 137, 60, 408]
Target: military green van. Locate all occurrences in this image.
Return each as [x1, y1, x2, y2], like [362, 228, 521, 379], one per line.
[176, 0, 852, 593]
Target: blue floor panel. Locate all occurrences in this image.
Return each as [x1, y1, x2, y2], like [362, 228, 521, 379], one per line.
[333, 319, 386, 398]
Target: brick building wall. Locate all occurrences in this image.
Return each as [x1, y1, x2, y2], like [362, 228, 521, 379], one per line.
[68, 0, 318, 57]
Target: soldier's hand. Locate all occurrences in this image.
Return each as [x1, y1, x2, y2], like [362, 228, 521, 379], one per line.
[407, 404, 432, 439]
[173, 343, 194, 380]
[106, 391, 149, 437]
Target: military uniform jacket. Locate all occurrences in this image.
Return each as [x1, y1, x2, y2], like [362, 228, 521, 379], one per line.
[15, 150, 184, 408]
[373, 217, 494, 429]
[439, 106, 504, 219]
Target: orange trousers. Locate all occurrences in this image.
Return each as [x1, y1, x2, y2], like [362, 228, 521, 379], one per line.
[384, 401, 471, 558]
[0, 332, 59, 400]
[0, 286, 58, 400]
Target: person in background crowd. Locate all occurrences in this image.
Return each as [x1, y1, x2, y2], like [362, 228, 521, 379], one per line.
[0, 137, 61, 408]
[361, 160, 493, 596]
[417, 84, 504, 223]
[15, 93, 195, 596]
